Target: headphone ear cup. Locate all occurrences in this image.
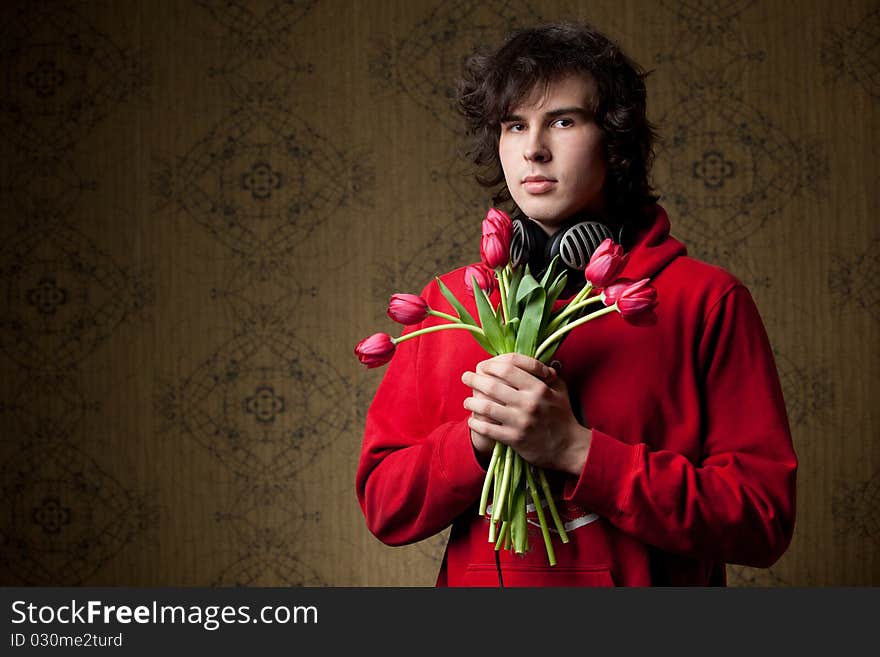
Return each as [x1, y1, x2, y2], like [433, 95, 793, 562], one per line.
[510, 216, 548, 274]
[558, 221, 615, 271]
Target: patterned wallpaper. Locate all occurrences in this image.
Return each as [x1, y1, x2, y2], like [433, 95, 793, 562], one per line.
[0, 0, 876, 586]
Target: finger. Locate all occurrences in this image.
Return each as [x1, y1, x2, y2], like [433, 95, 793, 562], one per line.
[468, 400, 500, 425]
[465, 389, 494, 422]
[472, 412, 500, 426]
[463, 396, 514, 426]
[461, 370, 519, 405]
[496, 353, 554, 378]
[467, 415, 509, 443]
[470, 389, 502, 425]
[476, 355, 554, 391]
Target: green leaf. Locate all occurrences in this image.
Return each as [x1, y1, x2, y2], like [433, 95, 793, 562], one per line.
[514, 268, 544, 329]
[540, 254, 561, 288]
[515, 286, 546, 356]
[435, 277, 495, 354]
[494, 303, 516, 352]
[511, 452, 523, 493]
[540, 271, 569, 336]
[515, 268, 541, 307]
[536, 334, 564, 364]
[502, 317, 518, 353]
[505, 267, 523, 322]
[547, 270, 568, 307]
[508, 453, 523, 525]
[510, 485, 528, 554]
[472, 277, 505, 354]
[435, 277, 475, 324]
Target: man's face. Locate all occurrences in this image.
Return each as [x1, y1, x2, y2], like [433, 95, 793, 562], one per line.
[498, 73, 607, 234]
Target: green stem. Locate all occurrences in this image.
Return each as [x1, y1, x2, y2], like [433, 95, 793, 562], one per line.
[535, 305, 617, 360]
[559, 281, 593, 313]
[544, 294, 604, 336]
[426, 309, 461, 324]
[565, 282, 593, 310]
[492, 445, 514, 523]
[492, 451, 502, 518]
[498, 266, 510, 325]
[479, 441, 504, 516]
[487, 456, 501, 544]
[394, 322, 485, 344]
[494, 521, 509, 551]
[538, 468, 569, 543]
[526, 466, 556, 566]
[514, 487, 528, 555]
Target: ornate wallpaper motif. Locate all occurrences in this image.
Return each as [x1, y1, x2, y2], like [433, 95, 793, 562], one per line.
[147, 0, 369, 585]
[820, 6, 880, 100]
[154, 100, 368, 262]
[2, 442, 155, 585]
[649, 1, 829, 278]
[0, 0, 876, 586]
[829, 238, 880, 322]
[370, 0, 544, 133]
[0, 0, 154, 585]
[0, 2, 149, 154]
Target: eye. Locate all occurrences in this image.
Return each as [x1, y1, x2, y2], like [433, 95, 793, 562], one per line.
[503, 122, 526, 133]
[552, 117, 575, 128]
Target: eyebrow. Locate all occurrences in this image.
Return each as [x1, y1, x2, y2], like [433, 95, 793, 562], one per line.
[500, 107, 592, 123]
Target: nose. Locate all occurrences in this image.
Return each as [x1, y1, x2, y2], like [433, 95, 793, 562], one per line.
[524, 128, 551, 163]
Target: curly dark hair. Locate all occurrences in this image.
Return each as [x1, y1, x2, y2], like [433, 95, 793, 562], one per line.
[455, 21, 660, 228]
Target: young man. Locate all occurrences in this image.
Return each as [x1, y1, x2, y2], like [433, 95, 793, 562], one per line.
[356, 22, 797, 586]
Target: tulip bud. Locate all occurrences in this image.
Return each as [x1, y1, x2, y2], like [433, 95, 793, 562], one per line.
[464, 263, 497, 296]
[480, 208, 513, 269]
[600, 280, 630, 307]
[614, 278, 657, 319]
[387, 293, 429, 325]
[354, 332, 396, 368]
[483, 207, 513, 235]
[584, 238, 627, 287]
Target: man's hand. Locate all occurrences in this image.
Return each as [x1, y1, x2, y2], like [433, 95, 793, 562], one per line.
[461, 353, 591, 476]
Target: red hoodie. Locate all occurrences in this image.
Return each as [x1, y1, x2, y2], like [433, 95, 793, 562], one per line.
[356, 205, 797, 586]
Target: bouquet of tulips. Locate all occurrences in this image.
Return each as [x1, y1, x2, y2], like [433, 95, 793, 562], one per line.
[355, 208, 657, 565]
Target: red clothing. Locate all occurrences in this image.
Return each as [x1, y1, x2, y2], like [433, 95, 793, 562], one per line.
[356, 205, 797, 586]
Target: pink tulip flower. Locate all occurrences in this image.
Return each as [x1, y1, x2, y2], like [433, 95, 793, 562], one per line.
[480, 208, 513, 269]
[615, 278, 657, 318]
[600, 280, 631, 307]
[354, 332, 396, 368]
[465, 263, 497, 296]
[584, 238, 628, 287]
[387, 293, 429, 325]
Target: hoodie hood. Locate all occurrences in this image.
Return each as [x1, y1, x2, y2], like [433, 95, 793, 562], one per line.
[617, 204, 687, 282]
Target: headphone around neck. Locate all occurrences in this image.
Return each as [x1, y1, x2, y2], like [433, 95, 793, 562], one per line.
[509, 212, 624, 283]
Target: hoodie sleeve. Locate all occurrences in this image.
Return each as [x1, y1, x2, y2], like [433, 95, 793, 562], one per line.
[355, 281, 488, 546]
[563, 284, 798, 567]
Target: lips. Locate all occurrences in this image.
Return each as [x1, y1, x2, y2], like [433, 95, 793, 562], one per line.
[522, 176, 556, 194]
